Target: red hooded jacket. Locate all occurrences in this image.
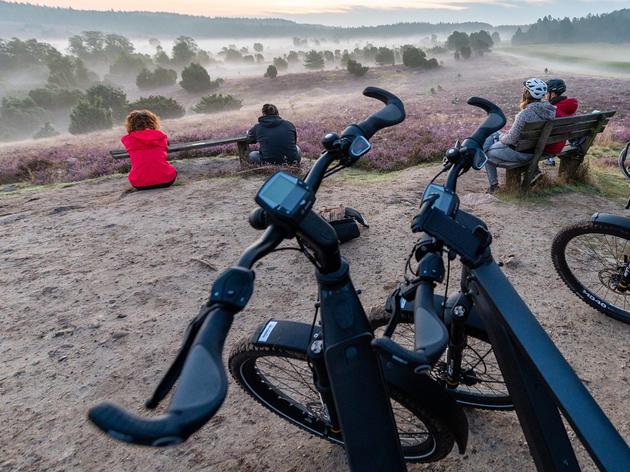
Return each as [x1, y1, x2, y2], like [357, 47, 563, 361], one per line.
[545, 97, 579, 155]
[121, 129, 177, 188]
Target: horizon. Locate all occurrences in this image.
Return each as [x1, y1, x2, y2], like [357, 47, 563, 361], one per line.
[3, 0, 628, 27]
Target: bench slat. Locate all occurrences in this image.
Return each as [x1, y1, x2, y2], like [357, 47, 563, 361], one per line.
[519, 121, 609, 140]
[110, 135, 249, 159]
[520, 111, 616, 133]
[515, 129, 603, 151]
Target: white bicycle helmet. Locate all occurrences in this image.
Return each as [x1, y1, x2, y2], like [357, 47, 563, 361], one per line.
[523, 78, 547, 99]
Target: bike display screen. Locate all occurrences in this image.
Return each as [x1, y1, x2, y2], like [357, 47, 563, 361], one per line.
[256, 172, 315, 221]
[422, 183, 458, 216]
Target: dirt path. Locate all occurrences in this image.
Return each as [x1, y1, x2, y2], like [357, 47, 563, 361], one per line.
[1, 163, 628, 471]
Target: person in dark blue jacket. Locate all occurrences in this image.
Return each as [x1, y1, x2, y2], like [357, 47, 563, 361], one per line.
[246, 104, 301, 165]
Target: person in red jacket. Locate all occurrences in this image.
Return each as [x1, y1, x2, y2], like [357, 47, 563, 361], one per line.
[121, 110, 177, 190]
[543, 79, 579, 166]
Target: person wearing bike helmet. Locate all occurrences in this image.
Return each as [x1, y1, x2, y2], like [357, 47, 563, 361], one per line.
[543, 79, 579, 166]
[483, 78, 556, 193]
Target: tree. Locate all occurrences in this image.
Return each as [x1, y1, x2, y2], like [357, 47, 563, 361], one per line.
[109, 53, 150, 78]
[273, 57, 288, 71]
[264, 65, 278, 79]
[180, 63, 222, 93]
[323, 50, 334, 63]
[347, 59, 368, 77]
[220, 47, 243, 63]
[375, 47, 395, 66]
[303, 50, 324, 70]
[104, 34, 134, 59]
[86, 84, 128, 120]
[28, 87, 84, 110]
[33, 122, 60, 139]
[127, 96, 185, 119]
[136, 67, 178, 89]
[253, 42, 264, 52]
[402, 46, 427, 68]
[192, 94, 243, 113]
[47, 55, 94, 88]
[491, 32, 501, 44]
[286, 51, 299, 63]
[460, 46, 472, 60]
[446, 31, 470, 51]
[469, 31, 494, 54]
[0, 96, 46, 138]
[172, 36, 198, 66]
[69, 97, 112, 134]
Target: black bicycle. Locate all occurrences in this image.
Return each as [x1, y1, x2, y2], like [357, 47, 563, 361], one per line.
[551, 144, 630, 324]
[88, 89, 629, 472]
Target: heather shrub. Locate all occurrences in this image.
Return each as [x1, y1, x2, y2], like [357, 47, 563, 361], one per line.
[28, 87, 84, 110]
[136, 67, 177, 89]
[264, 65, 278, 79]
[180, 63, 222, 93]
[192, 94, 242, 114]
[127, 96, 185, 119]
[69, 97, 112, 135]
[347, 59, 368, 77]
[86, 84, 128, 120]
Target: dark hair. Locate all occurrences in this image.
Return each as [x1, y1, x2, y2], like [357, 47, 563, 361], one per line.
[262, 103, 279, 116]
[125, 109, 160, 133]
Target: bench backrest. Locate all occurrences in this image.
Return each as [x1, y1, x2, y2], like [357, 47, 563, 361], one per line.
[110, 135, 249, 159]
[515, 111, 616, 152]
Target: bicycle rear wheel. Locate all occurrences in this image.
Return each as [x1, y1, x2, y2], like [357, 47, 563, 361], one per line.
[369, 308, 513, 410]
[229, 338, 455, 463]
[551, 220, 630, 324]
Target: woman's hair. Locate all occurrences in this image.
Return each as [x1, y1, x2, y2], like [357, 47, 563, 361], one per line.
[519, 89, 540, 110]
[262, 104, 279, 116]
[125, 109, 160, 133]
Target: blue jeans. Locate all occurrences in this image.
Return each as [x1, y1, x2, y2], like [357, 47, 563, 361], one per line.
[248, 146, 302, 165]
[483, 133, 534, 187]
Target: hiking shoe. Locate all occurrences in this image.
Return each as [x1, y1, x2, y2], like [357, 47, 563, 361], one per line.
[543, 157, 556, 167]
[529, 168, 543, 187]
[486, 184, 500, 194]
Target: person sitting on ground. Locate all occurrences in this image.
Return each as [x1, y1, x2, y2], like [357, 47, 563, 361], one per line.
[246, 104, 301, 165]
[122, 110, 177, 190]
[483, 78, 556, 193]
[543, 79, 579, 166]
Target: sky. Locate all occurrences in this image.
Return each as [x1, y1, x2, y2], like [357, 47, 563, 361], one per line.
[16, 0, 629, 26]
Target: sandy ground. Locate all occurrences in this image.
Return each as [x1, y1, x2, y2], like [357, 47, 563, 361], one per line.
[1, 159, 629, 472]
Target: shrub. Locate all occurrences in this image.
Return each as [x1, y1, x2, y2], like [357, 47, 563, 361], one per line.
[136, 67, 177, 89]
[28, 87, 84, 110]
[375, 47, 395, 66]
[460, 46, 472, 60]
[286, 51, 299, 63]
[69, 97, 112, 135]
[402, 46, 427, 68]
[347, 59, 368, 77]
[192, 94, 243, 114]
[180, 63, 222, 93]
[243, 55, 255, 64]
[0, 96, 47, 139]
[253, 42, 264, 53]
[273, 57, 289, 71]
[33, 122, 60, 139]
[127, 95, 185, 119]
[86, 84, 128, 120]
[264, 65, 278, 79]
[303, 50, 324, 70]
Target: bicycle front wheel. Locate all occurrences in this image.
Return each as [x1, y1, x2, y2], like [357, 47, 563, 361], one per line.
[228, 337, 455, 463]
[369, 308, 513, 410]
[552, 220, 630, 324]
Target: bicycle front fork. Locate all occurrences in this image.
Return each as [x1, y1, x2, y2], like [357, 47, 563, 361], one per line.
[445, 293, 473, 388]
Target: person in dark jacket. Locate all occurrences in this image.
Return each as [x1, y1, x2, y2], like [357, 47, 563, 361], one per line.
[247, 104, 301, 165]
[543, 79, 579, 166]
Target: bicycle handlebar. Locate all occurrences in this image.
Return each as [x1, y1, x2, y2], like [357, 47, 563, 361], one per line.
[465, 97, 506, 146]
[343, 87, 406, 141]
[88, 304, 234, 446]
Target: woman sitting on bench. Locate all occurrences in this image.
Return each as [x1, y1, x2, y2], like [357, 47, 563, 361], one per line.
[122, 110, 177, 190]
[483, 78, 556, 193]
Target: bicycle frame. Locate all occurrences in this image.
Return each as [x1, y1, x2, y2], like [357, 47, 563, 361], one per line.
[468, 259, 630, 471]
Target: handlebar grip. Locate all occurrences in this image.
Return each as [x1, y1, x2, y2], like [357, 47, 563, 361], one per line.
[466, 97, 507, 146]
[351, 87, 406, 140]
[88, 305, 234, 446]
[414, 283, 448, 365]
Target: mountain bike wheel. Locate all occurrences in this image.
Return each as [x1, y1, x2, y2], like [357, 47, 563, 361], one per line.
[229, 338, 455, 463]
[552, 221, 630, 324]
[369, 308, 513, 410]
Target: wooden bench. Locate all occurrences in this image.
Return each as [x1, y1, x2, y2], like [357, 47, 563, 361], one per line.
[110, 135, 250, 165]
[504, 110, 616, 190]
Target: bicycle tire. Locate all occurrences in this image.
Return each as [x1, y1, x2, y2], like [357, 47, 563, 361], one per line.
[618, 141, 630, 180]
[551, 221, 630, 324]
[228, 338, 455, 463]
[369, 308, 513, 410]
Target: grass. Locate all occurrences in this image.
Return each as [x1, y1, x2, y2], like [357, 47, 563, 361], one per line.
[505, 44, 630, 73]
